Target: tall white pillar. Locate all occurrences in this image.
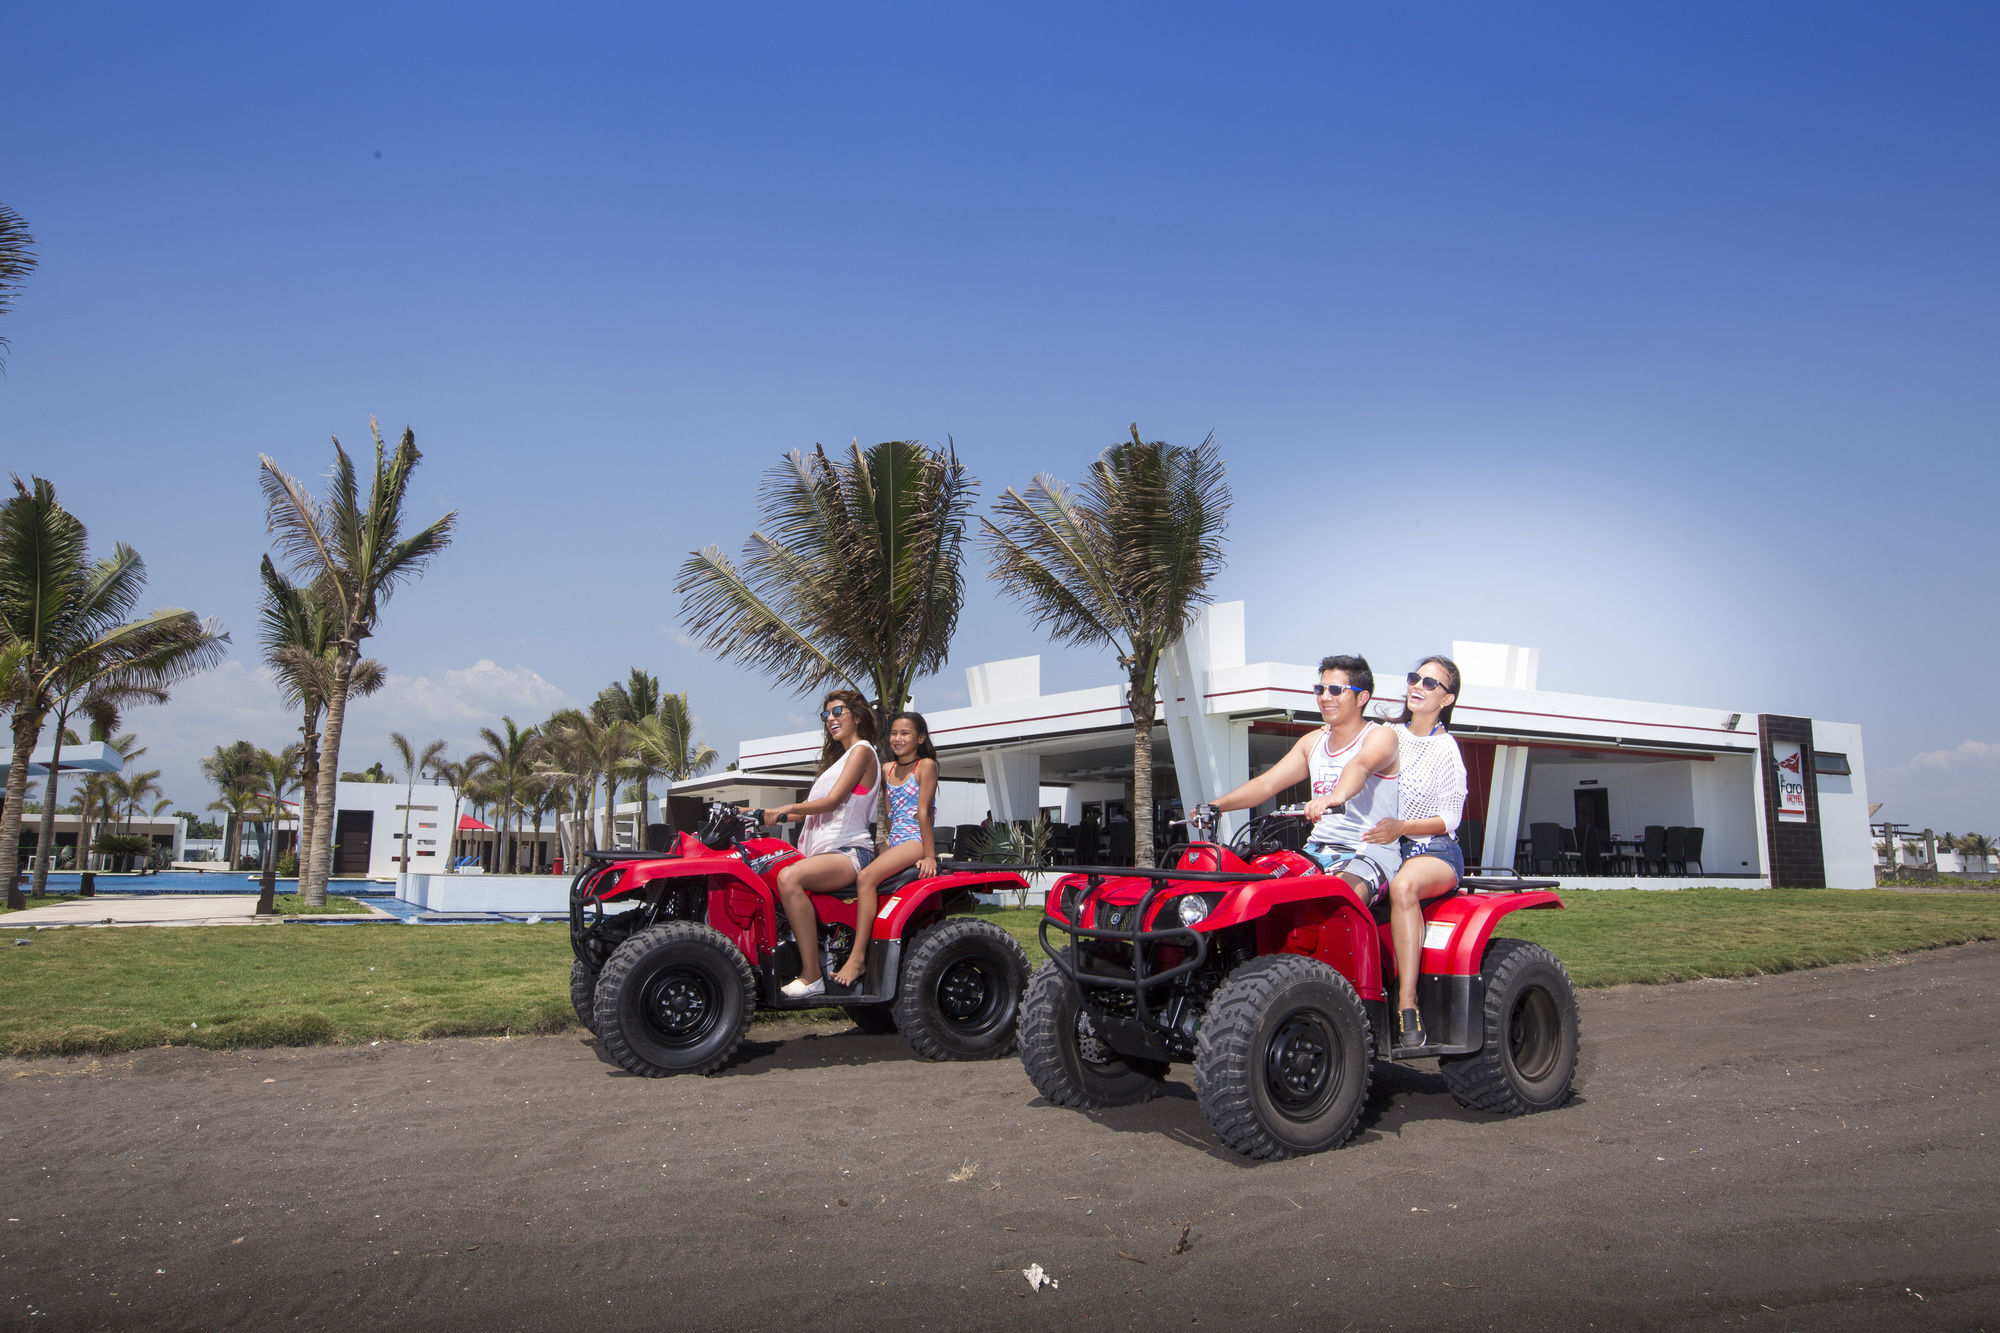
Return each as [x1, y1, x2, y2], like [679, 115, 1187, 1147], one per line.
[967, 656, 1045, 825]
[1483, 744, 1531, 871]
[1161, 602, 1252, 841]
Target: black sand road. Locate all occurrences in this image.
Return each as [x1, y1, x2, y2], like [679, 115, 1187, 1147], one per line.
[5, 943, 1997, 1331]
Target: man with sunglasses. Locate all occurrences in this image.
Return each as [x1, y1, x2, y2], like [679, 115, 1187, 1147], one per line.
[1195, 654, 1402, 905]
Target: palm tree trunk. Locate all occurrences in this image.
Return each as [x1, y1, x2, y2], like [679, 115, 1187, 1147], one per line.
[257, 817, 278, 915]
[306, 646, 359, 906]
[31, 727, 64, 897]
[1129, 673, 1157, 869]
[297, 715, 320, 888]
[3, 713, 41, 911]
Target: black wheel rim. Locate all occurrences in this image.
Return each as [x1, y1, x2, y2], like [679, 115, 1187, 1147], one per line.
[637, 964, 721, 1049]
[1264, 1008, 1340, 1119]
[1507, 985, 1561, 1082]
[936, 955, 1004, 1035]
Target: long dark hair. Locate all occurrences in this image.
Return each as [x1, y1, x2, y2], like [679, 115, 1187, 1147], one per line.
[886, 711, 937, 765]
[1394, 655, 1461, 730]
[816, 689, 878, 775]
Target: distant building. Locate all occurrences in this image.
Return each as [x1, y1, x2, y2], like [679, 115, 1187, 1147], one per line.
[690, 601, 1872, 888]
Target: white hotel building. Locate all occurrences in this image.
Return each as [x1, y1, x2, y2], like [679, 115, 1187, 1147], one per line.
[687, 602, 1872, 890]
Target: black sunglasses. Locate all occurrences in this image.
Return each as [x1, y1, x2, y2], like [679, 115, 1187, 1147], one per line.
[819, 704, 849, 722]
[1312, 683, 1362, 699]
[1407, 672, 1452, 693]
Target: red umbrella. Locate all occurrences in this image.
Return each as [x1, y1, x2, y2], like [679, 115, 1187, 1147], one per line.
[457, 815, 494, 831]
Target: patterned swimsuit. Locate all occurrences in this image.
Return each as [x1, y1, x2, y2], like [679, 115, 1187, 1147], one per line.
[885, 768, 923, 846]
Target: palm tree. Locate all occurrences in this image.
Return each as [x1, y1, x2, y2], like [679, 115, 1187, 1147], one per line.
[631, 690, 719, 800]
[538, 710, 627, 857]
[677, 439, 974, 739]
[473, 718, 540, 873]
[430, 757, 478, 871]
[389, 733, 449, 877]
[983, 426, 1230, 867]
[1958, 832, 1996, 874]
[260, 421, 457, 905]
[201, 740, 261, 868]
[251, 746, 300, 914]
[0, 202, 36, 374]
[598, 669, 664, 830]
[258, 556, 385, 888]
[0, 477, 227, 907]
[518, 772, 556, 872]
[29, 685, 154, 896]
[64, 775, 111, 871]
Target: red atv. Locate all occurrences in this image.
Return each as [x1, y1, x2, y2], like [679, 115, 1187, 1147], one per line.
[570, 804, 1033, 1076]
[1018, 809, 1580, 1159]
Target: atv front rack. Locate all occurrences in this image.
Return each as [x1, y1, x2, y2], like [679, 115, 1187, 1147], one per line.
[1038, 859, 1281, 1034]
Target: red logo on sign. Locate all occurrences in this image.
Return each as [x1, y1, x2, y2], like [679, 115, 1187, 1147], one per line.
[1777, 751, 1802, 774]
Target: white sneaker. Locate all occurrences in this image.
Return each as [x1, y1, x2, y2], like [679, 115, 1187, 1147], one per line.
[780, 976, 825, 1000]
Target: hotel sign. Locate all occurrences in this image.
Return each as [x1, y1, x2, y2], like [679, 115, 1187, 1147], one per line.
[1772, 742, 1809, 823]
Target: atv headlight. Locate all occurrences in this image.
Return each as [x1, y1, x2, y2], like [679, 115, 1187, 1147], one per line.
[1176, 893, 1220, 927]
[1059, 884, 1084, 921]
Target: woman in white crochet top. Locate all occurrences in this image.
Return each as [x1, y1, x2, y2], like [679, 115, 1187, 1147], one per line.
[1375, 656, 1468, 1048]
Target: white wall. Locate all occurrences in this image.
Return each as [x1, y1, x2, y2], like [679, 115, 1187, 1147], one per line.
[1812, 720, 1874, 889]
[334, 781, 457, 880]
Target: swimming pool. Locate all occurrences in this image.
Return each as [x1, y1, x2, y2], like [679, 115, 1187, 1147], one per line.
[25, 871, 390, 897]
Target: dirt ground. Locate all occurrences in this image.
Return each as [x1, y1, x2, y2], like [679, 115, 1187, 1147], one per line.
[4, 944, 1997, 1332]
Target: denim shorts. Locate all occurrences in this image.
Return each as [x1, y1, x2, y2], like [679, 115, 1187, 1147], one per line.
[1399, 834, 1465, 883]
[834, 845, 876, 875]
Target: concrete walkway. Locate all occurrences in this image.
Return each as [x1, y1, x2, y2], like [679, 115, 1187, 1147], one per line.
[2, 894, 386, 928]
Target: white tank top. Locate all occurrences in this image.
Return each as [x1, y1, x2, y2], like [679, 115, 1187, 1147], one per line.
[798, 746, 880, 857]
[1307, 724, 1402, 878]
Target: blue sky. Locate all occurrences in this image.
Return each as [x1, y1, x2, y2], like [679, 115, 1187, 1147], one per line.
[3, 4, 1995, 830]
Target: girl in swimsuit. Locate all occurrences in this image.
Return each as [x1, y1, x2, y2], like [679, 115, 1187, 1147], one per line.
[829, 711, 940, 989]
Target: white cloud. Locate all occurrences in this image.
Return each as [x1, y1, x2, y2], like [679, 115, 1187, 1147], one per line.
[357, 660, 571, 729]
[118, 658, 575, 813]
[1883, 739, 2000, 776]
[1873, 739, 2000, 832]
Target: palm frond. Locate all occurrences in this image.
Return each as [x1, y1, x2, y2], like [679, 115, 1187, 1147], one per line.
[0, 204, 37, 371]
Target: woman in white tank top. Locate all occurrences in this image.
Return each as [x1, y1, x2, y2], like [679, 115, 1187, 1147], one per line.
[1378, 657, 1469, 1049]
[761, 689, 881, 999]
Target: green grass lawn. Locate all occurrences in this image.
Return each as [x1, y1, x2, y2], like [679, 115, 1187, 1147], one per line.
[2, 889, 1996, 1057]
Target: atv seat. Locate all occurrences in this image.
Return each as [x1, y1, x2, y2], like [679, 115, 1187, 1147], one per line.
[810, 865, 925, 899]
[1370, 885, 1460, 925]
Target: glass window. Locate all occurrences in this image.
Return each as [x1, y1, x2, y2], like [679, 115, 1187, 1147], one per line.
[1813, 752, 1851, 776]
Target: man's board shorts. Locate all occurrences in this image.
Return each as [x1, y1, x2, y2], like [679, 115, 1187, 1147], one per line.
[1303, 841, 1391, 906]
[1399, 833, 1466, 883]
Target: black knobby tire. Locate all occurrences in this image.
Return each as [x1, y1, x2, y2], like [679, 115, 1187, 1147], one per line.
[849, 1004, 898, 1034]
[1193, 953, 1372, 1160]
[892, 917, 1030, 1061]
[1438, 938, 1580, 1115]
[570, 959, 599, 1034]
[592, 922, 756, 1077]
[1017, 961, 1168, 1108]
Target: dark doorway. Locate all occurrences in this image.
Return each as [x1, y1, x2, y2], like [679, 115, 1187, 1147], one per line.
[1573, 788, 1609, 836]
[333, 810, 374, 877]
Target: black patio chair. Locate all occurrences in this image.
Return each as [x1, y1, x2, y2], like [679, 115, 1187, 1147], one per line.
[1639, 825, 1668, 876]
[952, 825, 987, 860]
[1582, 823, 1622, 875]
[1106, 820, 1136, 867]
[1663, 826, 1688, 875]
[1681, 826, 1705, 874]
[1527, 822, 1568, 875]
